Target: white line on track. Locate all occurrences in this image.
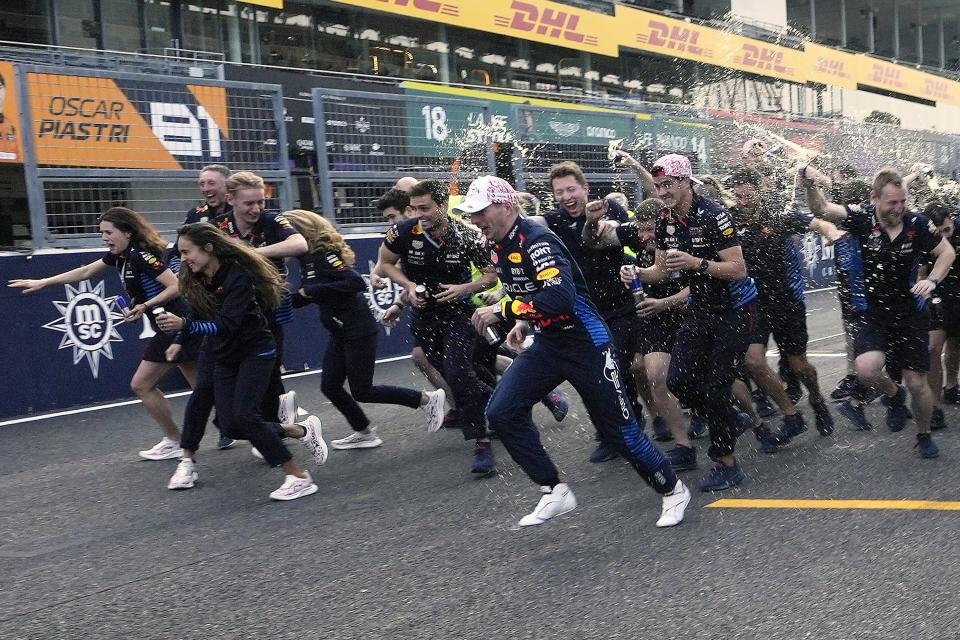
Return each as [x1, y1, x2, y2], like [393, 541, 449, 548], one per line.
[0, 354, 413, 427]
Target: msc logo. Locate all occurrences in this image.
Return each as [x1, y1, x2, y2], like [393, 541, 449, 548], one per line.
[638, 20, 709, 56]
[361, 260, 403, 335]
[494, 1, 597, 46]
[737, 44, 791, 74]
[373, 0, 459, 17]
[42, 280, 125, 378]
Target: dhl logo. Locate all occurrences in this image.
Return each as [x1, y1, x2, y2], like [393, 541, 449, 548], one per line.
[735, 44, 791, 74]
[870, 64, 906, 89]
[372, 0, 458, 17]
[494, 1, 598, 47]
[924, 78, 952, 101]
[814, 57, 849, 79]
[637, 20, 710, 57]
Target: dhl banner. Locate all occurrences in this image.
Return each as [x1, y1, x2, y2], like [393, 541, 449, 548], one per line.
[804, 43, 862, 90]
[331, 0, 619, 57]
[0, 61, 23, 163]
[857, 55, 960, 105]
[25, 72, 281, 170]
[242, 0, 283, 7]
[341, 0, 960, 108]
[618, 5, 807, 84]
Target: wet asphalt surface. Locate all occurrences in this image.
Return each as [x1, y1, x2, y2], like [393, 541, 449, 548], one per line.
[2, 291, 959, 639]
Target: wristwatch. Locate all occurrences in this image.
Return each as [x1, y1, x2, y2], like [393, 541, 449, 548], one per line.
[698, 258, 710, 273]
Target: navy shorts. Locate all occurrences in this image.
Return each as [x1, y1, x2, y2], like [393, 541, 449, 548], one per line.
[749, 301, 809, 356]
[142, 330, 202, 364]
[637, 310, 684, 355]
[853, 312, 930, 373]
[929, 298, 960, 338]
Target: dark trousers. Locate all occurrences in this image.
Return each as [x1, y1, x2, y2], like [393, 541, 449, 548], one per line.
[180, 339, 224, 452]
[214, 352, 291, 467]
[321, 331, 422, 431]
[412, 314, 492, 441]
[486, 336, 677, 494]
[667, 305, 754, 461]
[260, 323, 286, 422]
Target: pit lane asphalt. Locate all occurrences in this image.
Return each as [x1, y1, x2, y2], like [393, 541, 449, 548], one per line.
[2, 290, 957, 640]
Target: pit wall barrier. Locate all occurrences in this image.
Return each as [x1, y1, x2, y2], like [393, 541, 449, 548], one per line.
[0, 232, 837, 420]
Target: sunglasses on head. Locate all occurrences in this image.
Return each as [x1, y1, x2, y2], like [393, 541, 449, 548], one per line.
[651, 165, 667, 178]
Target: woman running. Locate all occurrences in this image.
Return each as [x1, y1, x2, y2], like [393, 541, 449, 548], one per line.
[157, 223, 327, 500]
[9, 207, 201, 460]
[282, 209, 445, 449]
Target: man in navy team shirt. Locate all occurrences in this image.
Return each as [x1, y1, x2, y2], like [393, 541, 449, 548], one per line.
[461, 175, 690, 529]
[805, 167, 955, 458]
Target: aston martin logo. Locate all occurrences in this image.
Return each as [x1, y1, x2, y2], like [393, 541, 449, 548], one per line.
[548, 121, 581, 137]
[42, 280, 125, 378]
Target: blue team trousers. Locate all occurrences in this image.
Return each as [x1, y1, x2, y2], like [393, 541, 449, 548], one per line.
[486, 335, 677, 493]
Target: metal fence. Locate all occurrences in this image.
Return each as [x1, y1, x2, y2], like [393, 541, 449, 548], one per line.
[15, 65, 290, 247]
[313, 89, 497, 230]
[509, 104, 646, 209]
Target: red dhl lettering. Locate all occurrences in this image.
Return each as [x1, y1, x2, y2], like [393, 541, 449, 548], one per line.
[739, 44, 789, 73]
[640, 20, 706, 56]
[924, 78, 951, 100]
[815, 57, 848, 77]
[871, 64, 904, 87]
[494, 1, 598, 46]
[373, 0, 458, 17]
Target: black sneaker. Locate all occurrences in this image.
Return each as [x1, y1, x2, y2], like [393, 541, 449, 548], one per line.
[652, 416, 673, 442]
[217, 435, 235, 450]
[915, 433, 940, 459]
[775, 413, 808, 444]
[589, 441, 620, 463]
[943, 386, 960, 405]
[813, 403, 835, 436]
[838, 400, 873, 431]
[665, 444, 697, 471]
[470, 444, 496, 475]
[831, 375, 858, 401]
[753, 424, 779, 454]
[699, 461, 745, 492]
[883, 385, 910, 432]
[931, 406, 948, 431]
[752, 389, 777, 418]
[687, 415, 707, 439]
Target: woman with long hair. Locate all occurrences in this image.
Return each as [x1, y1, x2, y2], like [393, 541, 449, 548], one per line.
[157, 223, 327, 500]
[9, 207, 201, 460]
[282, 209, 445, 450]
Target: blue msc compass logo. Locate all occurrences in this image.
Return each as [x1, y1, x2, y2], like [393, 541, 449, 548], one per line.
[42, 280, 125, 378]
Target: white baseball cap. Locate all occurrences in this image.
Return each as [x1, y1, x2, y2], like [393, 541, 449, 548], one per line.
[454, 175, 520, 214]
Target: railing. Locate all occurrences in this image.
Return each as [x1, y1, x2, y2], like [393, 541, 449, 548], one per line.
[0, 40, 223, 79]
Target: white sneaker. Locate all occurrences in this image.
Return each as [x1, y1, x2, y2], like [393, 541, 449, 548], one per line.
[139, 437, 182, 461]
[422, 389, 446, 433]
[656, 480, 691, 528]
[518, 483, 577, 527]
[278, 390, 299, 425]
[168, 459, 198, 490]
[251, 446, 264, 460]
[269, 472, 318, 501]
[298, 415, 328, 465]
[331, 429, 383, 450]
